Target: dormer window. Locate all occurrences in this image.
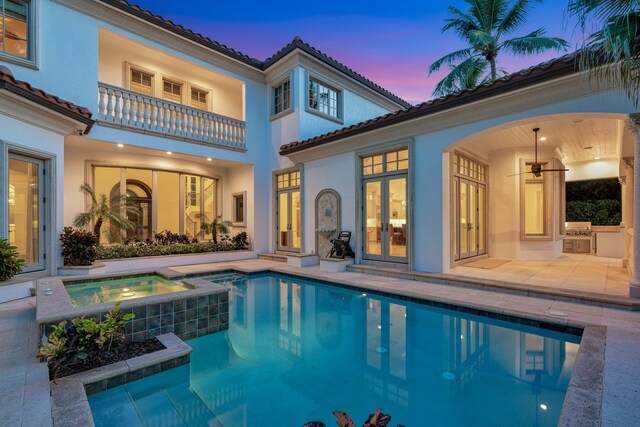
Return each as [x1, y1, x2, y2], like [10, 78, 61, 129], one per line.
[0, 0, 33, 64]
[308, 78, 340, 119]
[273, 79, 291, 116]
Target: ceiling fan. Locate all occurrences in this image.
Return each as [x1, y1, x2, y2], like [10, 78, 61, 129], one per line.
[509, 128, 569, 177]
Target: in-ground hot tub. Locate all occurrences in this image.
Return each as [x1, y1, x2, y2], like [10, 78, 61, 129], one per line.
[64, 275, 188, 307]
[36, 272, 230, 343]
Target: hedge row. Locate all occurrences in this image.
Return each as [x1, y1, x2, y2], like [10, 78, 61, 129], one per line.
[96, 241, 238, 260]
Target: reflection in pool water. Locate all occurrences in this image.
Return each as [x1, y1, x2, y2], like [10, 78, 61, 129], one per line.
[89, 273, 580, 427]
[65, 275, 187, 307]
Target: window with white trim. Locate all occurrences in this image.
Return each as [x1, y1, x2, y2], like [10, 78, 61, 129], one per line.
[190, 87, 208, 110]
[273, 80, 290, 115]
[130, 69, 153, 95]
[233, 192, 245, 225]
[308, 78, 340, 119]
[0, 0, 31, 62]
[163, 79, 182, 103]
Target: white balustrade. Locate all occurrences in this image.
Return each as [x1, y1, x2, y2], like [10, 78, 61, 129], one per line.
[97, 82, 246, 150]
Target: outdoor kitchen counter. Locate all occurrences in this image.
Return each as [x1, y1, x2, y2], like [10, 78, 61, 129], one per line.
[592, 226, 624, 258]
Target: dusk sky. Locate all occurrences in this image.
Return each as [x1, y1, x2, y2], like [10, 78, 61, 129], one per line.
[133, 0, 592, 105]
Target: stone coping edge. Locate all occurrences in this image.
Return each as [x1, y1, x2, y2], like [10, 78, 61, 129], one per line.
[347, 265, 640, 311]
[36, 272, 228, 325]
[49, 333, 191, 427]
[558, 326, 606, 427]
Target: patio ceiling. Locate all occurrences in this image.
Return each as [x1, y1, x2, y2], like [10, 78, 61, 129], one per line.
[466, 115, 626, 163]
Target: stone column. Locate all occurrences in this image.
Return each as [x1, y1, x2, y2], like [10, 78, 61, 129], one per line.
[621, 160, 634, 268]
[628, 113, 640, 297]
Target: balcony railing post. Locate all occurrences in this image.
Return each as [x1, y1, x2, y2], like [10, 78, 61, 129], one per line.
[98, 86, 106, 120]
[105, 88, 114, 123]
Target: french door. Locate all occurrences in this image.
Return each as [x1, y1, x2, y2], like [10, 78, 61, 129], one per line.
[277, 189, 301, 252]
[454, 177, 486, 260]
[363, 175, 408, 263]
[8, 154, 45, 273]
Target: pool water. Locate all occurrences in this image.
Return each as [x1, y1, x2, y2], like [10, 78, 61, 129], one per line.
[65, 275, 187, 307]
[89, 274, 580, 426]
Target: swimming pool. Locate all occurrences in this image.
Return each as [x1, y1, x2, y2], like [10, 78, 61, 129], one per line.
[65, 275, 188, 307]
[89, 273, 580, 426]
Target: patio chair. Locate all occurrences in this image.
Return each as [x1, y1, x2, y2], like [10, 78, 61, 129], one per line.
[327, 231, 355, 259]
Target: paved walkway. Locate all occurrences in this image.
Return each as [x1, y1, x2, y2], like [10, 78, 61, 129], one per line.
[0, 298, 52, 427]
[452, 254, 629, 296]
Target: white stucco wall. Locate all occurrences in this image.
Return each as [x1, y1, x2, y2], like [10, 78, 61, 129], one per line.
[0, 114, 66, 273]
[302, 152, 357, 254]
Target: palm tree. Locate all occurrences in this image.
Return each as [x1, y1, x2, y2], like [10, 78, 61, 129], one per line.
[195, 214, 232, 243]
[429, 0, 569, 96]
[73, 183, 141, 241]
[568, 0, 640, 105]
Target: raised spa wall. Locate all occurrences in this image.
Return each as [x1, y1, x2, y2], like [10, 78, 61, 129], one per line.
[36, 274, 229, 343]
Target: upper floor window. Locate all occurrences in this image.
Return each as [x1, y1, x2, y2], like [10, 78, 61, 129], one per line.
[163, 79, 182, 103]
[273, 80, 290, 115]
[130, 69, 153, 95]
[191, 87, 208, 110]
[1, 0, 31, 61]
[308, 78, 340, 119]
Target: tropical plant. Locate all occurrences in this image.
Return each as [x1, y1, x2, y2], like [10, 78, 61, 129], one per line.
[96, 241, 235, 259]
[60, 227, 99, 266]
[196, 214, 232, 243]
[429, 0, 569, 97]
[0, 239, 25, 281]
[38, 303, 134, 380]
[568, 0, 640, 105]
[231, 231, 250, 250]
[73, 183, 141, 242]
[303, 409, 397, 427]
[152, 230, 196, 245]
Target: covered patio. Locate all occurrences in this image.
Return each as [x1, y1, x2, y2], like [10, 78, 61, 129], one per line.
[445, 112, 637, 298]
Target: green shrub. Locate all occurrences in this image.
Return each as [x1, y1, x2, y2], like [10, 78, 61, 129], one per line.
[566, 199, 622, 226]
[96, 241, 236, 260]
[231, 231, 250, 250]
[38, 303, 135, 379]
[60, 227, 99, 266]
[0, 239, 25, 281]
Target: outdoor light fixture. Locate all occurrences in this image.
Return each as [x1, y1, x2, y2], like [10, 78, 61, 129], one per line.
[117, 143, 124, 148]
[539, 137, 547, 141]
[207, 157, 212, 161]
[540, 404, 548, 411]
[166, 151, 172, 155]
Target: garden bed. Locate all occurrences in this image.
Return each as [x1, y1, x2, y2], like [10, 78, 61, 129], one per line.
[96, 241, 239, 260]
[51, 337, 165, 380]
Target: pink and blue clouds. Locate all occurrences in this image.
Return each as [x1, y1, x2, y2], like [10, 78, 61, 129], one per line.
[133, 0, 587, 105]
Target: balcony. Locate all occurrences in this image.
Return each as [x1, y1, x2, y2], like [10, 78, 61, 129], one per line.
[97, 83, 246, 151]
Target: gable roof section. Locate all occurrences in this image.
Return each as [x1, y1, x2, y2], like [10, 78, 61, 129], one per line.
[0, 65, 94, 130]
[96, 1, 410, 108]
[264, 37, 412, 108]
[279, 53, 581, 156]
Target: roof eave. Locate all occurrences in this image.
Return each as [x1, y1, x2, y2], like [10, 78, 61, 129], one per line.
[280, 57, 580, 156]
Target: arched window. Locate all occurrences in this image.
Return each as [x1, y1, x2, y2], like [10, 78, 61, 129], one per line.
[110, 179, 153, 240]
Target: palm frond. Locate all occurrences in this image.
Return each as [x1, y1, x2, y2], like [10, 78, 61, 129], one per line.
[501, 29, 570, 55]
[73, 212, 92, 229]
[429, 48, 474, 74]
[498, 0, 540, 36]
[432, 56, 489, 97]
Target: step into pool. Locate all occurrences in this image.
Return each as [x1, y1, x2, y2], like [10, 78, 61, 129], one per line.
[89, 273, 580, 426]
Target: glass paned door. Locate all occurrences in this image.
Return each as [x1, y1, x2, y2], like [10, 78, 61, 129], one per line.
[8, 154, 45, 272]
[363, 176, 408, 263]
[455, 177, 486, 261]
[277, 190, 301, 252]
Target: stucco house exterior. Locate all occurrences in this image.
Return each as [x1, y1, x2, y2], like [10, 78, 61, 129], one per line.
[2, 0, 640, 298]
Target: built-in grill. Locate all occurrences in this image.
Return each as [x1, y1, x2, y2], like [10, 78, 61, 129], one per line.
[564, 222, 593, 253]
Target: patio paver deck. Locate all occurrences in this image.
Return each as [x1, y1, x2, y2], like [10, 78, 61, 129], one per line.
[0, 297, 52, 427]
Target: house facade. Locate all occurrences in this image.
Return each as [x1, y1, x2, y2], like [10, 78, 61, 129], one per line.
[0, 0, 407, 276]
[2, 0, 640, 297]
